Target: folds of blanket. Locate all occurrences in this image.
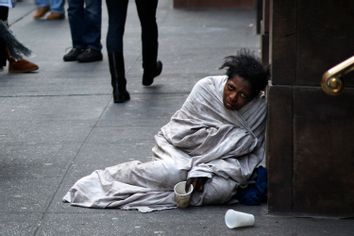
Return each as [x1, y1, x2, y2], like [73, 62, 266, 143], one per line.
[63, 76, 267, 212]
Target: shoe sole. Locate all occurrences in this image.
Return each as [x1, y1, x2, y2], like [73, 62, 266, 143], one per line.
[63, 58, 78, 62]
[9, 68, 39, 73]
[46, 17, 65, 20]
[113, 92, 130, 103]
[46, 14, 65, 20]
[77, 57, 103, 63]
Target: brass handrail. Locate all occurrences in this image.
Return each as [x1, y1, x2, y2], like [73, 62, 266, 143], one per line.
[321, 55, 354, 96]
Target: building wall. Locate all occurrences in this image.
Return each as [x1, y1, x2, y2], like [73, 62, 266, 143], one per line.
[173, 0, 256, 9]
[267, 0, 354, 217]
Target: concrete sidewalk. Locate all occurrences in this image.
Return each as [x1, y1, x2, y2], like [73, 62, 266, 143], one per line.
[1, 0, 353, 235]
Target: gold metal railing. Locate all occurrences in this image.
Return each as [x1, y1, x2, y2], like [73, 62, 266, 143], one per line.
[321, 55, 354, 96]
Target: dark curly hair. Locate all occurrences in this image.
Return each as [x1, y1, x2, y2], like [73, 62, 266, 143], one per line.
[219, 49, 270, 97]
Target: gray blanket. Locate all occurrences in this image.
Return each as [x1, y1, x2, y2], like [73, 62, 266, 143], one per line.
[63, 75, 267, 212]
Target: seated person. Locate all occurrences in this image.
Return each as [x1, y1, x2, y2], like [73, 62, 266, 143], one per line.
[63, 49, 270, 212]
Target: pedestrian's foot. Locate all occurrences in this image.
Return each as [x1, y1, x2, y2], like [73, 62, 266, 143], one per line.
[113, 90, 130, 103]
[9, 59, 39, 73]
[142, 60, 163, 86]
[33, 6, 49, 19]
[63, 48, 85, 62]
[46, 12, 65, 20]
[77, 48, 103, 63]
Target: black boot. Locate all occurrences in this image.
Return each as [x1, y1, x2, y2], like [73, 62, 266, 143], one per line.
[142, 60, 163, 86]
[108, 52, 130, 103]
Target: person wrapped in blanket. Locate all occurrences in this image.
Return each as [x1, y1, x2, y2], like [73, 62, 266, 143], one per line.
[0, 6, 38, 73]
[63, 49, 270, 212]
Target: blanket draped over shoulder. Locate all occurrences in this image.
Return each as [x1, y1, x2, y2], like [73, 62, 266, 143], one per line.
[63, 76, 267, 212]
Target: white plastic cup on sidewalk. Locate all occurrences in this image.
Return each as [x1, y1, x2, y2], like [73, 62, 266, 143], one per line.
[224, 209, 255, 229]
[174, 181, 194, 208]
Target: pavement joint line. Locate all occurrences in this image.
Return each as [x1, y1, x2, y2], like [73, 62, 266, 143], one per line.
[32, 96, 113, 236]
[0, 92, 190, 98]
[0, 93, 111, 98]
[0, 141, 86, 146]
[9, 8, 35, 26]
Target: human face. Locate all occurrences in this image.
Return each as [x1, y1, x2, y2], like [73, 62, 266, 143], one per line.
[223, 75, 253, 110]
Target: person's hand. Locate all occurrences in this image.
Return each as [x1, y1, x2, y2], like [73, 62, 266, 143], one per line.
[185, 177, 208, 192]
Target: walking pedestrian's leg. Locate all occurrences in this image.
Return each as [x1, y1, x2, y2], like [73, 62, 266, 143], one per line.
[108, 52, 130, 103]
[106, 0, 130, 103]
[136, 0, 162, 86]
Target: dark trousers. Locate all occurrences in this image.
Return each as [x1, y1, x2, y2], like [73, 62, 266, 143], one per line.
[105, 0, 159, 71]
[0, 6, 9, 67]
[67, 0, 102, 51]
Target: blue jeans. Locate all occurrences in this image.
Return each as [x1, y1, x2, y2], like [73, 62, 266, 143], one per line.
[67, 0, 102, 51]
[35, 0, 65, 13]
[106, 0, 159, 70]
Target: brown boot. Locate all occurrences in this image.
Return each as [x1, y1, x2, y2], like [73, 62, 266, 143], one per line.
[8, 59, 39, 73]
[46, 12, 65, 20]
[33, 6, 50, 19]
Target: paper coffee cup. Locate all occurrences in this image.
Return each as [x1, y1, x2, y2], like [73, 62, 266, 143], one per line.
[174, 181, 193, 208]
[224, 209, 255, 229]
